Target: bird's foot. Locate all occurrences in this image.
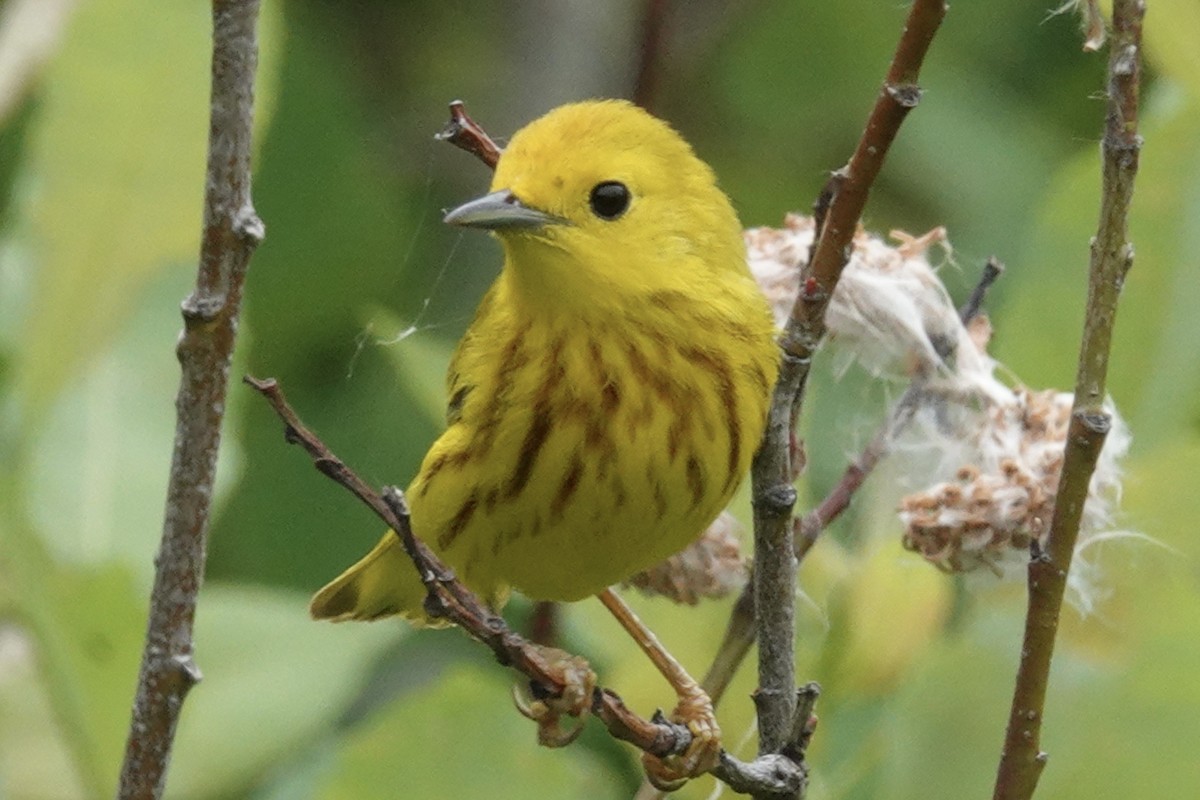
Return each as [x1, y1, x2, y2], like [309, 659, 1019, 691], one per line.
[641, 687, 722, 791]
[512, 647, 596, 747]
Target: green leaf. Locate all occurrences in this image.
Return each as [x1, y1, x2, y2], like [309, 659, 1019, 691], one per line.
[0, 550, 401, 800]
[311, 662, 628, 800]
[994, 93, 1200, 451]
[24, 270, 243, 581]
[11, 0, 281, 427]
[0, 96, 36, 234]
[169, 586, 402, 799]
[1143, 0, 1200, 97]
[0, 540, 145, 798]
[0, 623, 86, 799]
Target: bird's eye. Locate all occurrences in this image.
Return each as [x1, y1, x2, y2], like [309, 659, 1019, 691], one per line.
[589, 181, 631, 220]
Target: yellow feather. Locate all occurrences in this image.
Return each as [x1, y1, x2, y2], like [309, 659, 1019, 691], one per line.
[308, 531, 442, 625]
[311, 100, 778, 623]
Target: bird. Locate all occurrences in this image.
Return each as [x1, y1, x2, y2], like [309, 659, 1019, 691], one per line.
[310, 99, 778, 782]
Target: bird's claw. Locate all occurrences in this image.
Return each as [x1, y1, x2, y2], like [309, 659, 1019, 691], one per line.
[641, 689, 722, 791]
[511, 648, 596, 748]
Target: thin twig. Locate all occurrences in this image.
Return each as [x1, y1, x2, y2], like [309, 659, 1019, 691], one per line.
[806, 173, 841, 269]
[959, 257, 1004, 324]
[529, 600, 560, 647]
[117, 2, 263, 798]
[633, 0, 670, 110]
[700, 583, 757, 704]
[246, 376, 807, 796]
[748, 2, 947, 788]
[713, 752, 807, 799]
[993, 2, 1143, 798]
[435, 100, 502, 169]
[795, 396, 917, 557]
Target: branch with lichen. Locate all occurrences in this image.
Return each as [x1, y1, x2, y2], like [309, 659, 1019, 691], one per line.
[993, 2, 1143, 798]
[117, 3, 263, 799]
[748, 0, 947, 787]
[246, 376, 806, 798]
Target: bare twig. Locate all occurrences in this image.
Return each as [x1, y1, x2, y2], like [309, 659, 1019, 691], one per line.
[529, 600, 560, 647]
[749, 2, 947, 787]
[795, 398, 916, 557]
[436, 100, 502, 169]
[993, 3, 1143, 798]
[700, 583, 757, 704]
[633, 0, 670, 110]
[806, 172, 841, 269]
[959, 257, 1004, 324]
[246, 376, 806, 797]
[117, 3, 263, 798]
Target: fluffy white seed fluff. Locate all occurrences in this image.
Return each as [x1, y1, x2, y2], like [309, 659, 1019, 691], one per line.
[745, 214, 1131, 611]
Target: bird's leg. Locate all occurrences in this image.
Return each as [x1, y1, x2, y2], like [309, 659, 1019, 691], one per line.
[511, 646, 595, 748]
[597, 587, 721, 788]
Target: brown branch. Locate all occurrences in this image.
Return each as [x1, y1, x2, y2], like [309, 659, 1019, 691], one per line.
[117, 2, 264, 798]
[633, 0, 670, 110]
[246, 376, 806, 796]
[748, 2, 947, 786]
[795, 400, 913, 558]
[528, 600, 561, 646]
[993, 3, 1143, 798]
[781, 0, 946, 367]
[435, 100, 502, 169]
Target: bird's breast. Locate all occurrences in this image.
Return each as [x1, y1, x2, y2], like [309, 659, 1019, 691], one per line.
[407, 303, 774, 602]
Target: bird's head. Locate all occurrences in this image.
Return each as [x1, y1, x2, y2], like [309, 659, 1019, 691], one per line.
[444, 100, 747, 311]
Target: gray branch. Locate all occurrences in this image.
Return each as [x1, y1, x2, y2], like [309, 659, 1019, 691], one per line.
[116, 2, 263, 798]
[747, 4, 947, 797]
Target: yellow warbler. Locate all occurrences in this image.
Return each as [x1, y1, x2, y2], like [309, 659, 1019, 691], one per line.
[311, 99, 778, 623]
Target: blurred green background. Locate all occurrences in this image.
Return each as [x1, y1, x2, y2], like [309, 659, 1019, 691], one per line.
[1, 0, 1198, 798]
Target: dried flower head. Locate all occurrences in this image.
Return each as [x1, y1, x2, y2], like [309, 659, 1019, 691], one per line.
[898, 390, 1129, 588]
[745, 214, 1132, 611]
[627, 512, 747, 605]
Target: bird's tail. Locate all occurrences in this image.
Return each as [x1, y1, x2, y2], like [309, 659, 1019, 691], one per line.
[309, 531, 448, 627]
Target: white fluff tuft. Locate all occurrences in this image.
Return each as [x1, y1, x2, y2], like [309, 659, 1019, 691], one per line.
[745, 215, 1133, 613]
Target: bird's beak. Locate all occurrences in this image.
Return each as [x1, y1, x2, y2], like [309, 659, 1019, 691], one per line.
[443, 190, 565, 230]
